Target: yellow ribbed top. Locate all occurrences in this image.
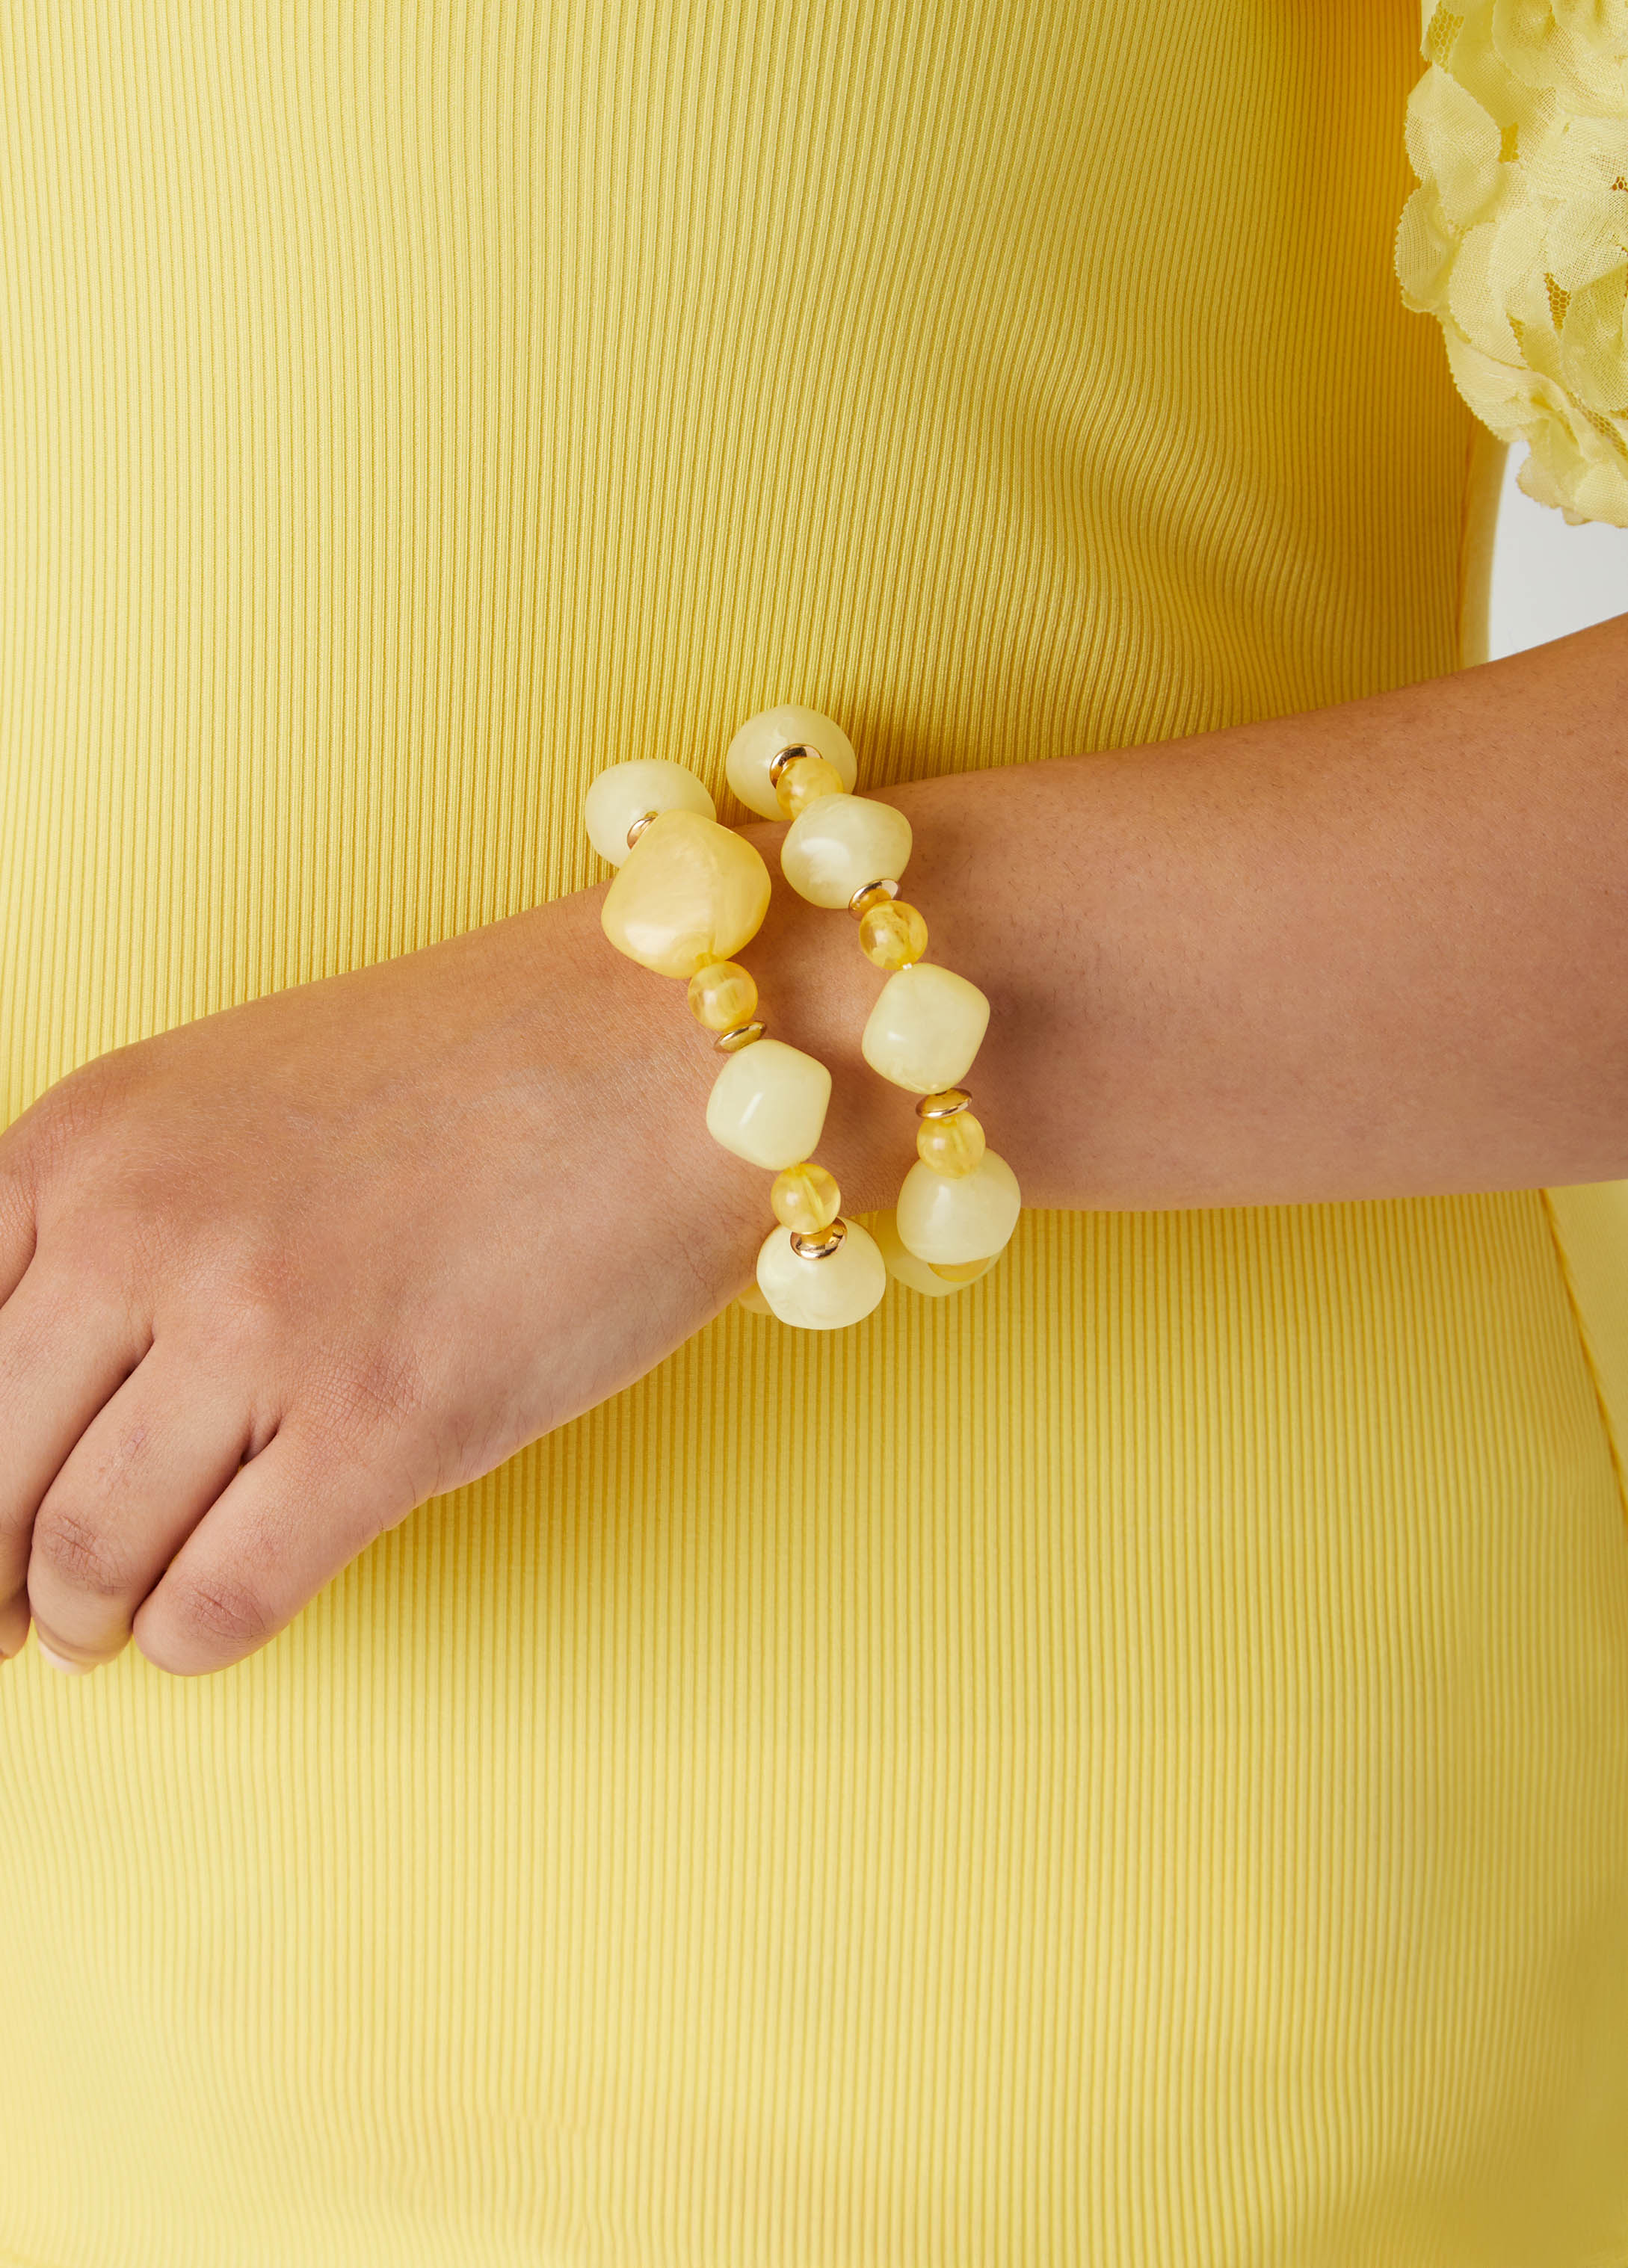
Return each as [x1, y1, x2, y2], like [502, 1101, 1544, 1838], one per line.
[3, 5, 1628, 2263]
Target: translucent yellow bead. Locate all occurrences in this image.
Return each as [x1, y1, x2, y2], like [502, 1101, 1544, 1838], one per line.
[858, 898, 928, 970]
[687, 960, 759, 1032]
[916, 1108, 985, 1176]
[774, 752, 848, 820]
[770, 1160, 842, 1234]
[928, 1254, 999, 1285]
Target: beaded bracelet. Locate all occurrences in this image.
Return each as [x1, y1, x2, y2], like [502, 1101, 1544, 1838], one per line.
[723, 705, 1022, 1297]
[583, 758, 889, 1328]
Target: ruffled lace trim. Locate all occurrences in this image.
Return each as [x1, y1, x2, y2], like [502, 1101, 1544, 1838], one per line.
[1396, 1, 1628, 527]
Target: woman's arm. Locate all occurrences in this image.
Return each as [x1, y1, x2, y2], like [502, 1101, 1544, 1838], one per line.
[715, 610, 1628, 1226]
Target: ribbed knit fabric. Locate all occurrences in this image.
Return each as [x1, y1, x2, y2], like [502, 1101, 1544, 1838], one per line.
[2, 5, 1627, 2264]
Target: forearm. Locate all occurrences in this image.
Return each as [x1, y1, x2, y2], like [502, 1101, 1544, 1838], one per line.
[732, 613, 1628, 1219]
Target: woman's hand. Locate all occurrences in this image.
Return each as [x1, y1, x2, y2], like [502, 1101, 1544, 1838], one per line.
[0, 874, 872, 1678]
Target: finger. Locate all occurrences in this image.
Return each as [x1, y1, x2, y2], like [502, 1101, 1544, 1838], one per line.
[0, 1156, 37, 1307]
[131, 1420, 421, 1678]
[0, 1261, 148, 1660]
[25, 1340, 259, 1673]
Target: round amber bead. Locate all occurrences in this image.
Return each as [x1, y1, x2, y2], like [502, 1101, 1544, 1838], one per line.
[916, 1108, 986, 1177]
[770, 1160, 842, 1235]
[858, 898, 928, 970]
[774, 751, 848, 820]
[687, 959, 759, 1032]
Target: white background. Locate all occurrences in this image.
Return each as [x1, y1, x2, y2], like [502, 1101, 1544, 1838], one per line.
[1487, 444, 1628, 658]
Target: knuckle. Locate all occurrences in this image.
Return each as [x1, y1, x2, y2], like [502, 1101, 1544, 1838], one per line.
[312, 1338, 428, 1443]
[161, 1569, 276, 1652]
[31, 1506, 136, 1601]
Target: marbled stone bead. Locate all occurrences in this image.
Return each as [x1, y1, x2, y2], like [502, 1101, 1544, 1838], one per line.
[705, 1036, 832, 1170]
[781, 795, 912, 909]
[895, 1147, 1021, 1264]
[916, 1108, 986, 1177]
[584, 758, 716, 866]
[858, 897, 928, 970]
[599, 809, 771, 978]
[774, 752, 848, 820]
[860, 961, 990, 1093]
[687, 960, 759, 1032]
[724, 705, 857, 821]
[756, 1217, 887, 1327]
[770, 1160, 842, 1234]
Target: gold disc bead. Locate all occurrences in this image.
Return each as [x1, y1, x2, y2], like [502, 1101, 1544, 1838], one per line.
[916, 1087, 971, 1119]
[687, 959, 759, 1033]
[773, 750, 848, 820]
[770, 1160, 842, 1235]
[858, 897, 928, 971]
[916, 1108, 986, 1177]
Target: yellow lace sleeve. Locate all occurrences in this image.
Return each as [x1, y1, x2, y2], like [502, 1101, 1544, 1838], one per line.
[1396, 1, 1628, 526]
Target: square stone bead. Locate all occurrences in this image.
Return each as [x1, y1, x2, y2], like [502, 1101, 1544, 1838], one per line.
[706, 1037, 833, 1169]
[600, 809, 771, 977]
[860, 961, 990, 1093]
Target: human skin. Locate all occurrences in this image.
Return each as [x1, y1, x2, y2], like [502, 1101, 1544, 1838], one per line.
[1, 608, 1624, 1675]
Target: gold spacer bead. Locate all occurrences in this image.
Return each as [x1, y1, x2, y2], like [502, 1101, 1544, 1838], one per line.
[625, 809, 659, 849]
[916, 1087, 971, 1119]
[848, 876, 901, 918]
[768, 744, 810, 788]
[714, 1019, 766, 1052]
[789, 1219, 848, 1261]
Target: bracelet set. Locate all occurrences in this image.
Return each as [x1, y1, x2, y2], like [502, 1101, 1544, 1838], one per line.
[582, 705, 1021, 1329]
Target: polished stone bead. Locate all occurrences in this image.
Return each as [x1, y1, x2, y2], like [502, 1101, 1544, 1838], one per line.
[781, 795, 912, 909]
[860, 961, 990, 1093]
[858, 897, 928, 970]
[706, 1036, 832, 1170]
[600, 809, 771, 978]
[584, 758, 716, 866]
[687, 960, 759, 1032]
[724, 705, 858, 821]
[756, 1217, 887, 1327]
[895, 1147, 1020, 1264]
[770, 1160, 842, 1234]
[916, 1108, 986, 1176]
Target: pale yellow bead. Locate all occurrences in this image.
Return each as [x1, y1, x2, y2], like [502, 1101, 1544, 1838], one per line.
[870, 1208, 976, 1299]
[705, 1037, 832, 1170]
[860, 962, 990, 1094]
[736, 1278, 774, 1316]
[916, 1108, 985, 1176]
[770, 1160, 842, 1234]
[600, 809, 771, 978]
[724, 705, 858, 820]
[895, 1147, 1020, 1264]
[687, 960, 759, 1032]
[858, 897, 928, 970]
[780, 795, 912, 909]
[755, 1218, 887, 1328]
[583, 758, 716, 866]
[774, 752, 848, 820]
